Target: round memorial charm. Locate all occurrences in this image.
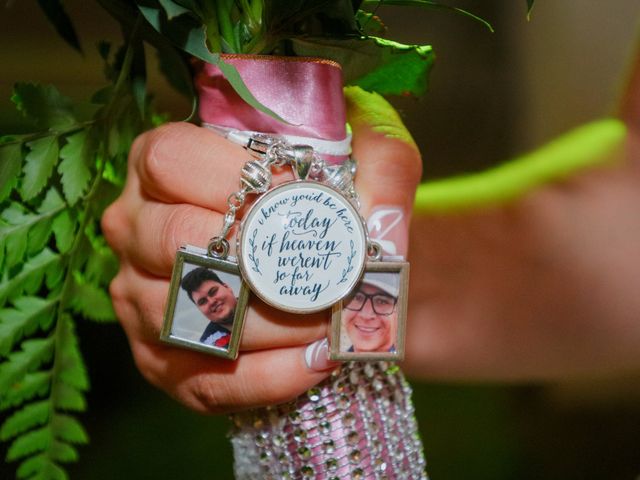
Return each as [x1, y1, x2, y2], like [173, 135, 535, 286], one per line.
[238, 181, 366, 313]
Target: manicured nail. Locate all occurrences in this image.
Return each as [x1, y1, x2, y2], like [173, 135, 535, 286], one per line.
[304, 338, 337, 372]
[367, 206, 408, 259]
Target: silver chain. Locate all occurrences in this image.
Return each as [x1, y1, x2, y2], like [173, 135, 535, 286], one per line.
[207, 137, 378, 259]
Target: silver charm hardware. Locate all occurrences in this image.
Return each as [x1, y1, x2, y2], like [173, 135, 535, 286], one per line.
[240, 160, 272, 194]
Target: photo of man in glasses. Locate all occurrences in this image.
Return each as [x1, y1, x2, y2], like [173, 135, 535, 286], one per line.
[341, 272, 399, 353]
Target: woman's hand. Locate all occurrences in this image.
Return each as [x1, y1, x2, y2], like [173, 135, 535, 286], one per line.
[101, 88, 422, 414]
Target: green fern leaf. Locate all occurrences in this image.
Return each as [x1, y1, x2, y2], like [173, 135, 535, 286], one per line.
[6, 425, 51, 461]
[0, 203, 31, 270]
[0, 195, 65, 270]
[14, 296, 58, 332]
[11, 83, 75, 131]
[16, 453, 68, 479]
[84, 243, 118, 286]
[56, 316, 89, 391]
[40, 186, 76, 254]
[0, 371, 51, 411]
[16, 453, 46, 479]
[21, 136, 60, 201]
[0, 297, 57, 357]
[27, 216, 54, 257]
[30, 460, 68, 480]
[0, 337, 55, 393]
[84, 229, 118, 286]
[0, 248, 61, 307]
[70, 272, 115, 322]
[58, 131, 92, 205]
[0, 143, 23, 203]
[527, 0, 535, 17]
[51, 414, 88, 444]
[51, 210, 75, 254]
[35, 0, 83, 54]
[0, 400, 50, 441]
[49, 440, 79, 463]
[53, 383, 85, 412]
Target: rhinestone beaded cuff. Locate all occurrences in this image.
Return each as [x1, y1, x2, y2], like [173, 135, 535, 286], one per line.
[230, 362, 428, 479]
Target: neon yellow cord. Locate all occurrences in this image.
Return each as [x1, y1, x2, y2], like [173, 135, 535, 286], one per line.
[414, 118, 627, 214]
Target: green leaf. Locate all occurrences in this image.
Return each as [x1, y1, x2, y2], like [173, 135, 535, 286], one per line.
[51, 414, 88, 444]
[527, 0, 535, 19]
[355, 10, 386, 36]
[70, 272, 115, 322]
[51, 210, 75, 254]
[53, 384, 86, 412]
[158, 0, 191, 19]
[0, 400, 50, 441]
[130, 36, 148, 117]
[36, 0, 83, 53]
[361, 0, 493, 32]
[49, 440, 78, 463]
[6, 425, 51, 461]
[0, 249, 62, 307]
[0, 204, 31, 271]
[0, 195, 65, 270]
[58, 131, 92, 205]
[33, 459, 68, 480]
[56, 316, 89, 391]
[138, 3, 292, 124]
[0, 297, 57, 356]
[0, 372, 51, 411]
[11, 84, 76, 130]
[155, 36, 195, 100]
[27, 216, 54, 257]
[13, 296, 58, 332]
[84, 241, 118, 286]
[0, 337, 55, 394]
[21, 136, 60, 201]
[0, 143, 23, 203]
[292, 36, 435, 96]
[16, 453, 47, 478]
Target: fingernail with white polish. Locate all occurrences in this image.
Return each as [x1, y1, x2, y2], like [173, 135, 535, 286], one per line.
[367, 206, 408, 259]
[304, 338, 337, 372]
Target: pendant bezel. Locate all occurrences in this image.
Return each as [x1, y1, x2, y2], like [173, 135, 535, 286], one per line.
[329, 260, 409, 361]
[237, 180, 367, 314]
[160, 245, 249, 360]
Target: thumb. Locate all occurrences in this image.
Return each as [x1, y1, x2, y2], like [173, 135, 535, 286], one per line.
[345, 86, 423, 257]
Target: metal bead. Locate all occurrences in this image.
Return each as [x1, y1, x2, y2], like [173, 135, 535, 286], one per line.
[323, 160, 354, 193]
[240, 159, 271, 193]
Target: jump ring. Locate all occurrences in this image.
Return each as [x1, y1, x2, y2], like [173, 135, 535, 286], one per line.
[367, 241, 382, 261]
[207, 237, 230, 259]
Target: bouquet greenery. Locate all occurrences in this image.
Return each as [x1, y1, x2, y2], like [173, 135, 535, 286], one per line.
[0, 1, 534, 478]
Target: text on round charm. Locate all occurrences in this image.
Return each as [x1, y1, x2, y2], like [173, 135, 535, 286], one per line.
[238, 181, 366, 313]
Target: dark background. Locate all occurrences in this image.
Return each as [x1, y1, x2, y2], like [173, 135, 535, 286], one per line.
[2, 1, 640, 478]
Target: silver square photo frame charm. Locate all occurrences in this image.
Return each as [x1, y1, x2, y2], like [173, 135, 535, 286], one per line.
[330, 261, 409, 362]
[160, 245, 249, 360]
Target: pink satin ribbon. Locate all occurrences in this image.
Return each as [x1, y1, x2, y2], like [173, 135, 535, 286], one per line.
[194, 55, 349, 163]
